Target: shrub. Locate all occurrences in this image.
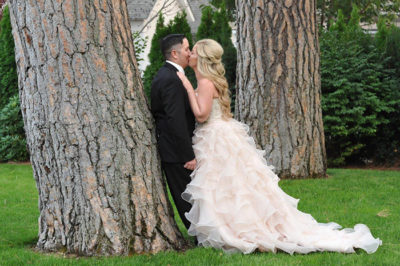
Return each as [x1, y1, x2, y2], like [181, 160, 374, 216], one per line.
[142, 12, 195, 101]
[0, 5, 18, 110]
[368, 21, 400, 164]
[0, 6, 28, 162]
[0, 95, 29, 162]
[196, 2, 237, 110]
[320, 6, 396, 166]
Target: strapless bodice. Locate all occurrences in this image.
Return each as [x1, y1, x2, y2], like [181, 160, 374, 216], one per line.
[207, 98, 222, 122]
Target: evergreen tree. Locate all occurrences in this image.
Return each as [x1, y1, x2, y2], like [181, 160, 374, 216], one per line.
[211, 0, 235, 21]
[375, 17, 391, 52]
[318, 0, 400, 29]
[143, 14, 167, 100]
[196, 6, 214, 38]
[0, 6, 18, 109]
[369, 21, 400, 163]
[143, 12, 195, 101]
[0, 95, 28, 162]
[196, 2, 237, 110]
[0, 5, 28, 161]
[320, 5, 396, 166]
[384, 25, 400, 74]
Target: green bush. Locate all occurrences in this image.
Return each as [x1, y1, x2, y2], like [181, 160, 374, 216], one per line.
[196, 2, 237, 110]
[320, 6, 396, 166]
[383, 24, 400, 75]
[0, 5, 18, 110]
[367, 21, 400, 164]
[0, 6, 28, 162]
[210, 0, 235, 21]
[142, 12, 195, 101]
[0, 95, 29, 162]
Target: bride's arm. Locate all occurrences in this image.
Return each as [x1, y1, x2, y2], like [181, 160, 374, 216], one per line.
[177, 72, 215, 123]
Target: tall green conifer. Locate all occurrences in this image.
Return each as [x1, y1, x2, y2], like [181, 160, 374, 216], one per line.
[0, 6, 18, 109]
[0, 6, 28, 161]
[143, 12, 194, 101]
[196, 2, 237, 109]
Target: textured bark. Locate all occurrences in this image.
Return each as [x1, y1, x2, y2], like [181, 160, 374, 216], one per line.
[235, 0, 327, 179]
[9, 0, 186, 255]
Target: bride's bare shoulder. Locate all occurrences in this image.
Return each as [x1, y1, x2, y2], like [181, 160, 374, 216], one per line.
[198, 78, 216, 92]
[198, 78, 214, 86]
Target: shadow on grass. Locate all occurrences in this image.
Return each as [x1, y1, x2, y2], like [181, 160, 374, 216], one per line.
[22, 237, 38, 248]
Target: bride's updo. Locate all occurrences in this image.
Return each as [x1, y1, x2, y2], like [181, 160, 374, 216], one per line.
[195, 39, 232, 120]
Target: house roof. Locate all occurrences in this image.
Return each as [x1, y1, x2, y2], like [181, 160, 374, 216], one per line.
[126, 0, 155, 21]
[187, 0, 210, 33]
[126, 0, 210, 33]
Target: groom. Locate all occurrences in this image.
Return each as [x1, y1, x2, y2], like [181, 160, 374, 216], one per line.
[151, 34, 196, 229]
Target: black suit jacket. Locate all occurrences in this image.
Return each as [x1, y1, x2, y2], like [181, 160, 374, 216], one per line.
[151, 63, 196, 163]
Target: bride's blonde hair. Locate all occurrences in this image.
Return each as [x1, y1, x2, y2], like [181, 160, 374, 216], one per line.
[195, 39, 232, 120]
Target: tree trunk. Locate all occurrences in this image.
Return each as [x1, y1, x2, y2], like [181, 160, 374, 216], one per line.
[235, 0, 327, 179]
[8, 0, 186, 255]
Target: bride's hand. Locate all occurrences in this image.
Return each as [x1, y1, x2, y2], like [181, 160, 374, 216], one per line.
[176, 72, 192, 90]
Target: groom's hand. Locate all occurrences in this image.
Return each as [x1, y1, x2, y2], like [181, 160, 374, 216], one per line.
[184, 158, 197, 170]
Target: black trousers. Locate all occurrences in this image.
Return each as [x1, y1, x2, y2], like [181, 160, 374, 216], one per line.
[161, 162, 193, 230]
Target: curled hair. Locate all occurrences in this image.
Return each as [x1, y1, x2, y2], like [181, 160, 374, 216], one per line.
[195, 39, 232, 120]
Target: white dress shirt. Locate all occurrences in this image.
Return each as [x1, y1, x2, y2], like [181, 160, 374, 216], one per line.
[166, 60, 185, 74]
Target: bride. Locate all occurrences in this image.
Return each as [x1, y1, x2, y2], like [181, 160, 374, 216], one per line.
[176, 39, 381, 254]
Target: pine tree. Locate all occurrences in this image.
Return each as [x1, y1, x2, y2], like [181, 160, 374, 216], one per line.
[375, 17, 391, 52]
[143, 12, 195, 101]
[210, 0, 235, 20]
[385, 25, 400, 73]
[143, 14, 167, 100]
[370, 21, 400, 163]
[196, 6, 214, 39]
[235, 0, 326, 178]
[320, 5, 396, 165]
[196, 2, 237, 110]
[8, 0, 186, 253]
[0, 5, 18, 109]
[0, 95, 28, 162]
[0, 5, 28, 162]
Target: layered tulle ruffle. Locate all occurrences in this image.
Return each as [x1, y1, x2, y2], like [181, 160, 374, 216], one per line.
[182, 114, 381, 255]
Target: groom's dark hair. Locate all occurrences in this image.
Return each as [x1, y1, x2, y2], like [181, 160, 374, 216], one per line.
[161, 34, 186, 60]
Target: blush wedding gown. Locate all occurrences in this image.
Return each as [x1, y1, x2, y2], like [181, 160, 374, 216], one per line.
[182, 98, 381, 254]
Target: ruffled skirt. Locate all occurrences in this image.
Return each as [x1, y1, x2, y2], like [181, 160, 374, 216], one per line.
[182, 118, 381, 254]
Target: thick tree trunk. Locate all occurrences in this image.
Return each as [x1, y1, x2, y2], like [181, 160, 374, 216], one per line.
[9, 0, 186, 255]
[235, 0, 327, 179]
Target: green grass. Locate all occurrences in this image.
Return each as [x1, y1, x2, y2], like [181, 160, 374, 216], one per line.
[0, 164, 399, 265]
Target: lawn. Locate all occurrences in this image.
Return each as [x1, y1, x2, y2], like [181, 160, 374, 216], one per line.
[0, 163, 398, 265]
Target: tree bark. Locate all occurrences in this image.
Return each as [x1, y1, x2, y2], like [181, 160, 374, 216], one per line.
[8, 0, 186, 255]
[235, 0, 327, 179]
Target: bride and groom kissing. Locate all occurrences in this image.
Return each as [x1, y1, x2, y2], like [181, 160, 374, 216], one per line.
[150, 34, 381, 254]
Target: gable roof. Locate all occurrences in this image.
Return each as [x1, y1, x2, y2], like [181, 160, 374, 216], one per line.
[187, 0, 210, 32]
[126, 0, 211, 33]
[126, 0, 155, 21]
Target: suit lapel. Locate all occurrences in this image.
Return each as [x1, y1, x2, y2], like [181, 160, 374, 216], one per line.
[164, 62, 179, 73]
[163, 63, 191, 110]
